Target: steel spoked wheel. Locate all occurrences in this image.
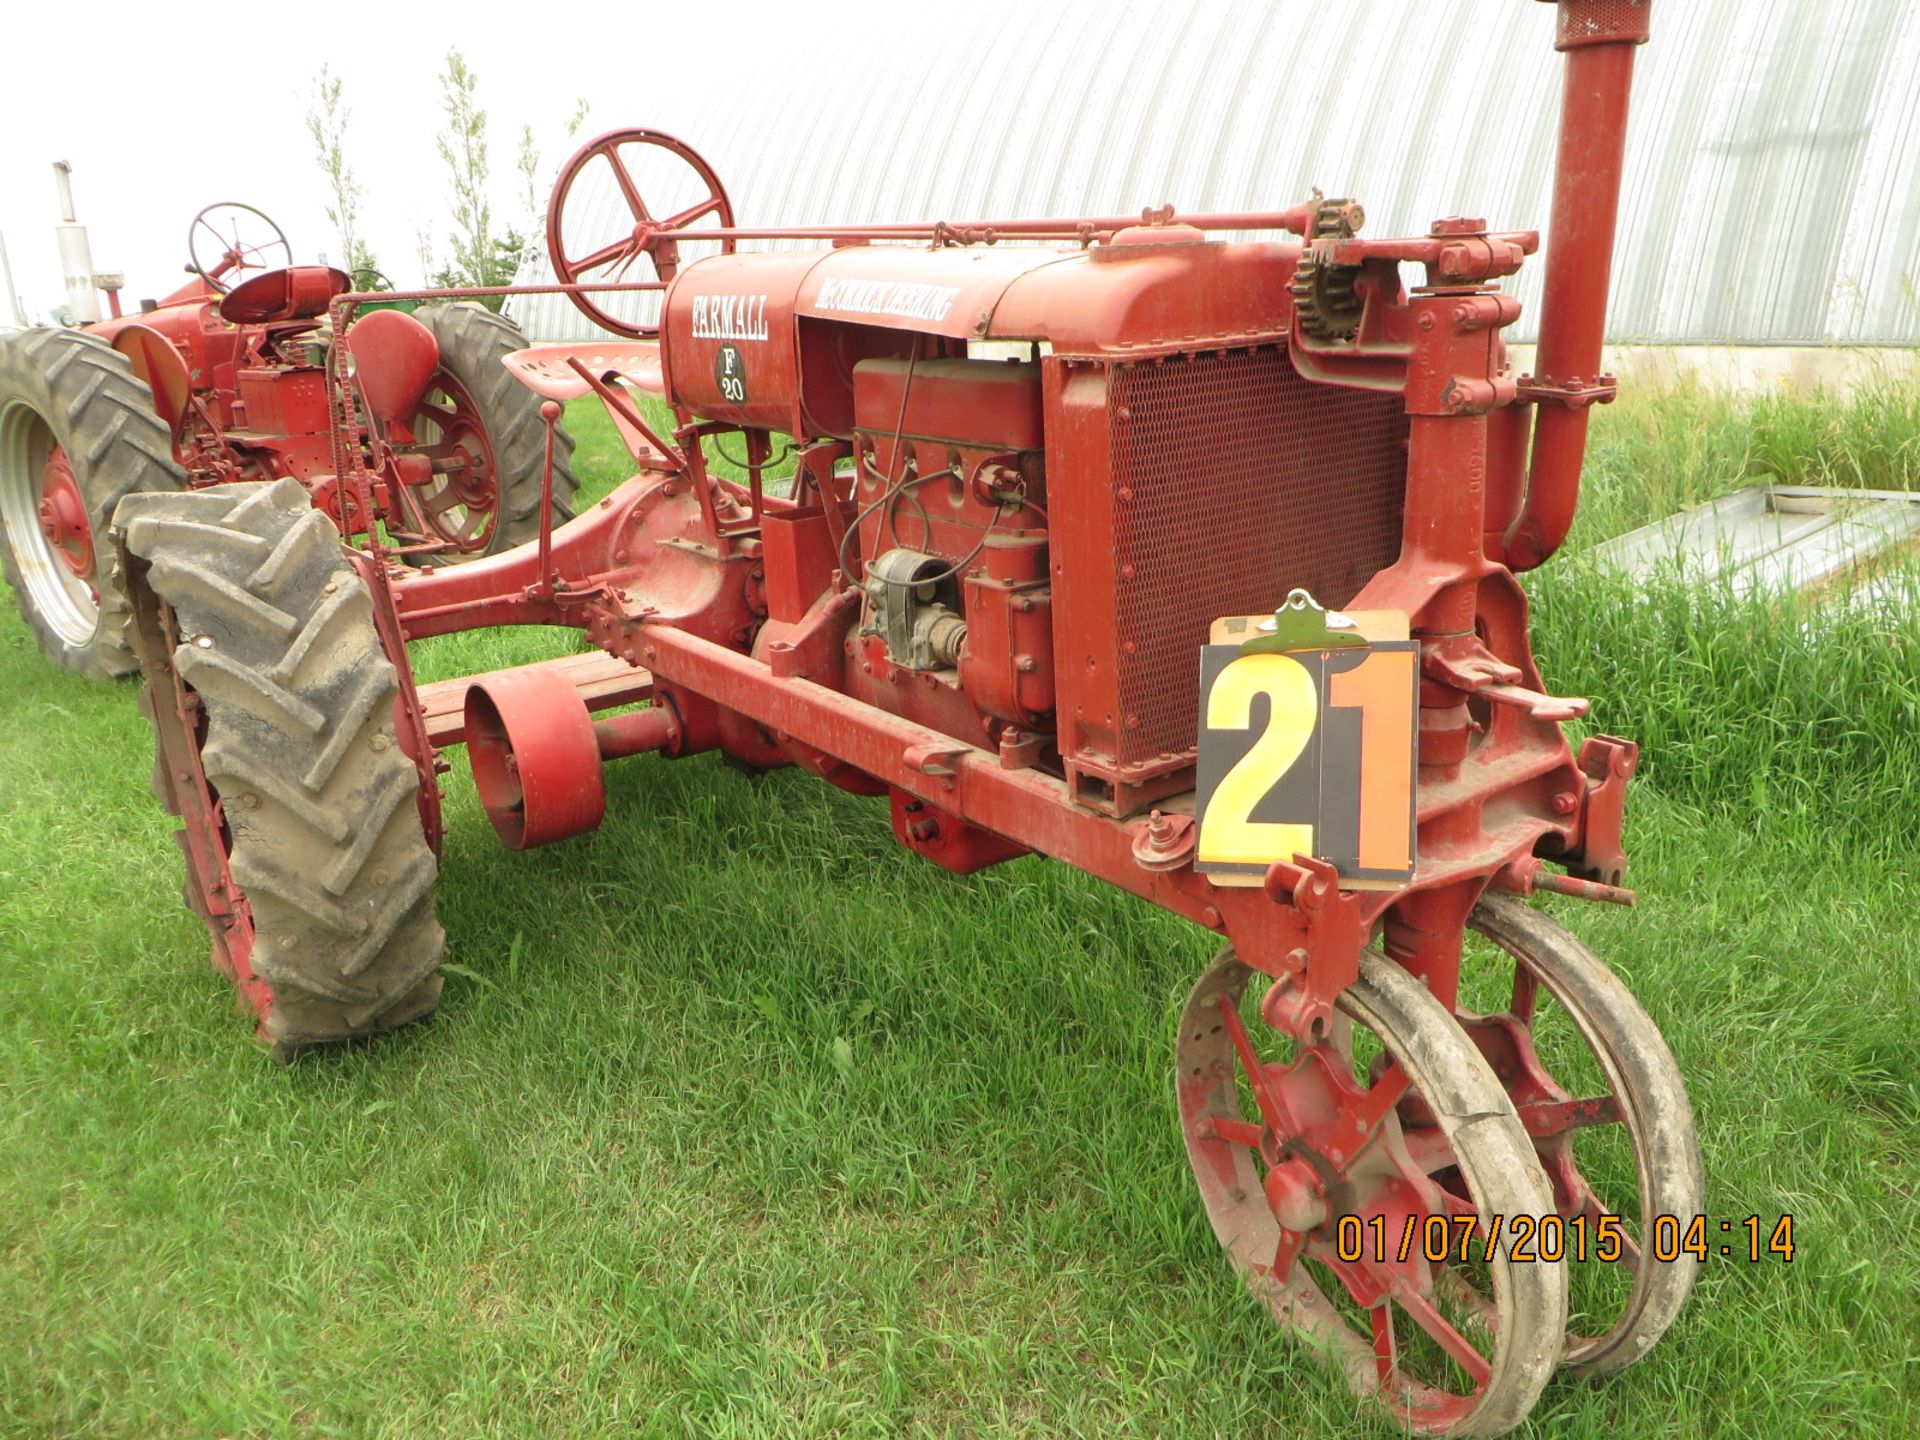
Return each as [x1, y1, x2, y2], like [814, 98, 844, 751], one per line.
[0, 429, 95, 639]
[389, 368, 502, 554]
[1179, 948, 1566, 1436]
[379, 305, 577, 559]
[1457, 894, 1703, 1375]
[0, 328, 185, 677]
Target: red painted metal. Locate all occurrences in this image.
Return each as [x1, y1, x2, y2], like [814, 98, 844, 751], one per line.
[368, 2, 1650, 1057]
[124, 4, 1673, 1427]
[217, 266, 351, 325]
[76, 220, 663, 565]
[465, 666, 610, 850]
[1048, 346, 1408, 811]
[504, 342, 664, 401]
[594, 703, 681, 760]
[344, 310, 441, 426]
[385, 367, 504, 555]
[414, 650, 655, 749]
[1504, 0, 1652, 570]
[464, 661, 684, 850]
[36, 447, 92, 580]
[132, 585, 271, 1036]
[186, 202, 292, 294]
[546, 128, 737, 340]
[110, 324, 192, 437]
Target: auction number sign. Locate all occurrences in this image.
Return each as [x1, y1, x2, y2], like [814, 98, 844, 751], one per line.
[1194, 640, 1418, 885]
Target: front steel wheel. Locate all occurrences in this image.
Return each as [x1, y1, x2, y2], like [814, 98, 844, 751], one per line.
[1457, 894, 1703, 1375]
[1178, 948, 1567, 1436]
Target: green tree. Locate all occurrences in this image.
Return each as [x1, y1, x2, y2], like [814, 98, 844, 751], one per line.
[306, 64, 363, 271]
[434, 49, 506, 302]
[515, 99, 587, 248]
[348, 240, 388, 292]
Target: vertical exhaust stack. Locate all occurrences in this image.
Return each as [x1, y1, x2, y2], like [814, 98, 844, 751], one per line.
[53, 161, 102, 326]
[0, 231, 27, 327]
[1503, 0, 1651, 571]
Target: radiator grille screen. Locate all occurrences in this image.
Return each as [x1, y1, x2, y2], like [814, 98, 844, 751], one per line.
[1109, 348, 1408, 768]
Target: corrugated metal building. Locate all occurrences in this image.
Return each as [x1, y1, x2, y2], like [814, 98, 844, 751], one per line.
[510, 0, 1920, 347]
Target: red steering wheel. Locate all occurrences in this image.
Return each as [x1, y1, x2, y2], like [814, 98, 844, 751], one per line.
[188, 202, 293, 294]
[545, 128, 735, 339]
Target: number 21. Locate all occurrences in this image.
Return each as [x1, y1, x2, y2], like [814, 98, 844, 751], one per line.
[1196, 648, 1414, 874]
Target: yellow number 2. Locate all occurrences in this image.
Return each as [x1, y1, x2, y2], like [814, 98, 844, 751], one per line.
[1197, 653, 1317, 868]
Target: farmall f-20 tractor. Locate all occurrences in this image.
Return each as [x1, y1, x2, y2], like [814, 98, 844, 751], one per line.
[108, 1, 1699, 1431]
[0, 200, 576, 678]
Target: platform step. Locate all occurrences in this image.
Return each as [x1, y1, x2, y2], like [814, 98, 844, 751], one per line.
[415, 649, 655, 748]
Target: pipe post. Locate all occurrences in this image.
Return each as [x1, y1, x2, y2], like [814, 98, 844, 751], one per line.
[1503, 0, 1651, 571]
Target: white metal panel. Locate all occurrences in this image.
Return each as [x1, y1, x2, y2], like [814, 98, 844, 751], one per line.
[511, 0, 1920, 347]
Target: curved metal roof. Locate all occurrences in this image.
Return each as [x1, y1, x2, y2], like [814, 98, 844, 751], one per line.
[511, 0, 1920, 347]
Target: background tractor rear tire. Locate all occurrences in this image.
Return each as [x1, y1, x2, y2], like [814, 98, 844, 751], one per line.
[0, 328, 186, 677]
[411, 304, 578, 554]
[118, 478, 445, 1055]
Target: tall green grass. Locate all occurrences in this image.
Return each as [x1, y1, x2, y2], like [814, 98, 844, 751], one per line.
[2, 377, 1917, 1437]
[1537, 373, 1920, 855]
[1573, 375, 1920, 546]
[1532, 559, 1920, 857]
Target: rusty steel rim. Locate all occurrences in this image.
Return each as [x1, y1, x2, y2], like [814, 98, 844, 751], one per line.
[1459, 894, 1703, 1375]
[389, 370, 503, 554]
[136, 597, 268, 1024]
[0, 398, 100, 647]
[1178, 947, 1565, 1436]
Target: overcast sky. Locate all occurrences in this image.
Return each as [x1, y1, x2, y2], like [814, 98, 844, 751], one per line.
[0, 0, 835, 322]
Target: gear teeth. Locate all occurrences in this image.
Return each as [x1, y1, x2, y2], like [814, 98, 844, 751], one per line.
[1291, 248, 1366, 342]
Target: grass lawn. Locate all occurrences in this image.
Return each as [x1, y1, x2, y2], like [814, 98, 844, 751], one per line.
[2, 383, 1916, 1437]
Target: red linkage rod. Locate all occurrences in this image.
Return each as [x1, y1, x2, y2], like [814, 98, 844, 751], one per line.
[645, 207, 1323, 247]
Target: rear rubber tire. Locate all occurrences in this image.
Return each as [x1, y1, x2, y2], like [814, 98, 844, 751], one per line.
[117, 478, 445, 1053]
[412, 304, 577, 552]
[0, 327, 186, 677]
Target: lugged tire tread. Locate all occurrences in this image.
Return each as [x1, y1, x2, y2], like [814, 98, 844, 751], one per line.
[0, 327, 187, 677]
[118, 476, 443, 1050]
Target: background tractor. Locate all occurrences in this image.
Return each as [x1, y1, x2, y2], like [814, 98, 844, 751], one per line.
[107, 1, 1700, 1433]
[0, 197, 576, 678]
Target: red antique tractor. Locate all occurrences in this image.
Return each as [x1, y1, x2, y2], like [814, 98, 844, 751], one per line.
[0, 202, 575, 677]
[112, 1, 1697, 1431]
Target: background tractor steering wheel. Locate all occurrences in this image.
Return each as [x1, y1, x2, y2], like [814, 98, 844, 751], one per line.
[188, 203, 294, 294]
